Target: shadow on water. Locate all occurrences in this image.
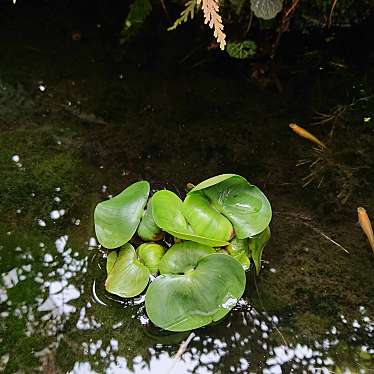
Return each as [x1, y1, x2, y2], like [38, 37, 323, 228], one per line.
[1, 2, 374, 373]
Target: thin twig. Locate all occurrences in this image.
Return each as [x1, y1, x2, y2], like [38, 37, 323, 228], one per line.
[274, 211, 350, 254]
[179, 43, 205, 64]
[159, 0, 172, 23]
[318, 232, 350, 254]
[284, 0, 300, 18]
[166, 332, 195, 374]
[327, 0, 339, 29]
[245, 11, 254, 35]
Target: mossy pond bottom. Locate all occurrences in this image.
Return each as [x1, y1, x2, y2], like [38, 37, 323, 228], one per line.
[1, 7, 374, 373]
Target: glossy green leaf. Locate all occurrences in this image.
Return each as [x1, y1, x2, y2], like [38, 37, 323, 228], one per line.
[227, 237, 251, 270]
[151, 190, 229, 247]
[94, 181, 150, 249]
[137, 243, 166, 274]
[145, 243, 246, 331]
[197, 175, 272, 238]
[159, 241, 215, 274]
[137, 199, 163, 242]
[249, 226, 271, 274]
[105, 243, 150, 298]
[182, 192, 234, 242]
[189, 174, 237, 192]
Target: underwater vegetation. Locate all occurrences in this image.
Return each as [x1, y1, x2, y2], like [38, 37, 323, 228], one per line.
[0, 77, 34, 125]
[94, 174, 272, 331]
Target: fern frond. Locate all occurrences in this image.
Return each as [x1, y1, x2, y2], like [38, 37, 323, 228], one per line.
[197, 0, 226, 50]
[168, 0, 198, 31]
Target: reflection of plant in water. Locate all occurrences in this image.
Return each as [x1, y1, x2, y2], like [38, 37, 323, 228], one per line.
[94, 174, 272, 332]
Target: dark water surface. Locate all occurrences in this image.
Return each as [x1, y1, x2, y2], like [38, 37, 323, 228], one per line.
[1, 4, 374, 373]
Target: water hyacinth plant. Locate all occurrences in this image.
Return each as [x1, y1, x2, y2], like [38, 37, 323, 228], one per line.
[94, 174, 272, 331]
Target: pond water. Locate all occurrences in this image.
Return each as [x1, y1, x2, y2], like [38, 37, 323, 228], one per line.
[1, 4, 374, 373]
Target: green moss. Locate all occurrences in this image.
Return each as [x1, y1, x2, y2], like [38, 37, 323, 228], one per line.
[0, 127, 95, 228]
[292, 312, 330, 341]
[3, 336, 47, 373]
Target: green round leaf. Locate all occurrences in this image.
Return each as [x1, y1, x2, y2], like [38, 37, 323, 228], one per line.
[105, 243, 150, 298]
[249, 226, 271, 274]
[182, 192, 234, 242]
[151, 190, 229, 247]
[94, 181, 150, 249]
[145, 246, 246, 332]
[137, 243, 166, 274]
[196, 175, 272, 238]
[137, 199, 163, 242]
[159, 241, 215, 274]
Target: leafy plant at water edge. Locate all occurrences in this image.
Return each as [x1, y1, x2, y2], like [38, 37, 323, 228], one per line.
[94, 174, 272, 331]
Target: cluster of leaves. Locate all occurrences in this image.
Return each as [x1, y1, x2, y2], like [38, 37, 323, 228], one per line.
[121, 0, 284, 50]
[94, 174, 272, 332]
[120, 0, 372, 60]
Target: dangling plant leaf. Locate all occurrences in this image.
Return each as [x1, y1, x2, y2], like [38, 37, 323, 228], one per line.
[137, 198, 163, 242]
[137, 243, 166, 274]
[226, 40, 257, 59]
[250, 0, 283, 20]
[198, 0, 226, 50]
[145, 242, 246, 331]
[105, 244, 150, 298]
[168, 0, 198, 31]
[94, 181, 150, 249]
[151, 190, 230, 247]
[189, 174, 272, 238]
[249, 226, 271, 274]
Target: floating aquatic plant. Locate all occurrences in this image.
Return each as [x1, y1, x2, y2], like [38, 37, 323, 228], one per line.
[145, 242, 246, 331]
[94, 174, 272, 331]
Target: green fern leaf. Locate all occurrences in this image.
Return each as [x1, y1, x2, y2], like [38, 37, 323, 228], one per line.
[168, 0, 198, 31]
